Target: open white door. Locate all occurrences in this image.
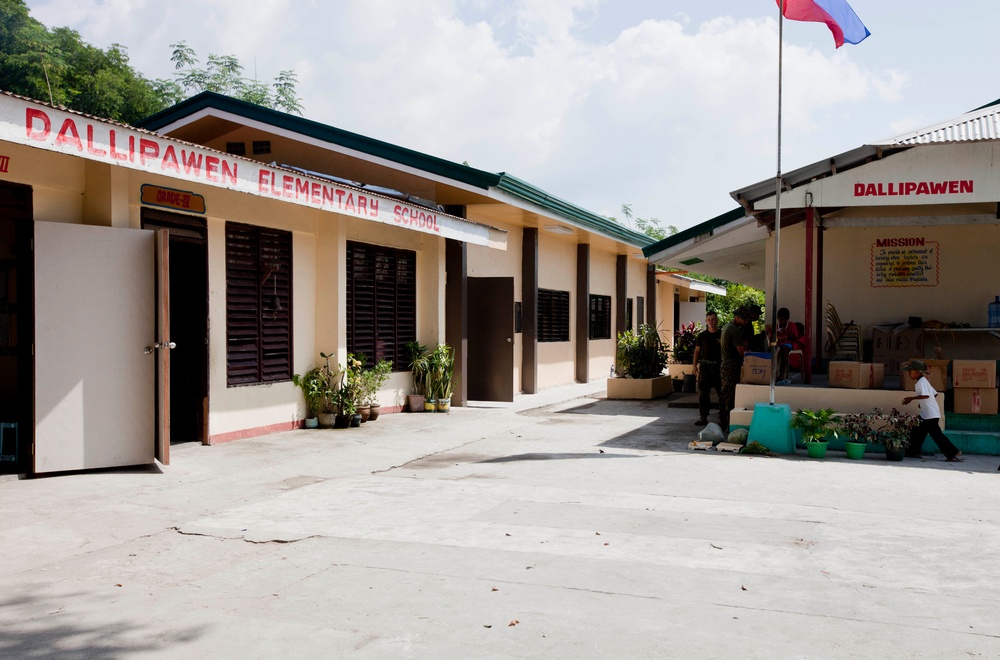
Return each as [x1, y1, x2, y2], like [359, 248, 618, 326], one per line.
[34, 222, 158, 473]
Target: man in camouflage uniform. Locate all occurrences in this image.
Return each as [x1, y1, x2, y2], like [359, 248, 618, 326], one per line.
[719, 305, 757, 433]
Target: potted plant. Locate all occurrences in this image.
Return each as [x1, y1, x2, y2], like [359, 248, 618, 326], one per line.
[362, 359, 393, 420]
[838, 407, 883, 460]
[404, 340, 429, 412]
[617, 324, 670, 379]
[609, 324, 672, 399]
[291, 367, 324, 428]
[790, 407, 840, 458]
[341, 353, 365, 425]
[428, 343, 454, 412]
[670, 321, 701, 393]
[880, 407, 919, 461]
[306, 352, 343, 428]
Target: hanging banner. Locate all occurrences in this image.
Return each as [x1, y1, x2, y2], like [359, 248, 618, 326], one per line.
[870, 237, 939, 287]
[0, 94, 505, 249]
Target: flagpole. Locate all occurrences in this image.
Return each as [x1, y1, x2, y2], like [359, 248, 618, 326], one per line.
[769, 2, 784, 405]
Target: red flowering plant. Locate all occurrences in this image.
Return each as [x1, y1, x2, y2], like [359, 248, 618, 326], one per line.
[669, 321, 702, 365]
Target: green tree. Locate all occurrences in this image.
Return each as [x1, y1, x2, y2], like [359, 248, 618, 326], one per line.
[705, 279, 765, 327]
[0, 1, 304, 122]
[0, 1, 165, 123]
[168, 41, 303, 115]
[610, 203, 678, 240]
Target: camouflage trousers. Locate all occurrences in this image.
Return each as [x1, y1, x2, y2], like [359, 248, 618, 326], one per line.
[719, 361, 742, 433]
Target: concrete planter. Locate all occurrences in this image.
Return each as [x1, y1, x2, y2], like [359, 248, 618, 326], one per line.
[607, 375, 673, 400]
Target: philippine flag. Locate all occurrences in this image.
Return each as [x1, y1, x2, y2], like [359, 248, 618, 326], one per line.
[778, 0, 871, 48]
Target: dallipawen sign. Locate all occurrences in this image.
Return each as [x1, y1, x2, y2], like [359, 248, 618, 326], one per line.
[0, 94, 504, 249]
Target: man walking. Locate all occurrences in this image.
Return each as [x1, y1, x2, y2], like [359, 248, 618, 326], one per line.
[692, 311, 722, 426]
[719, 305, 755, 433]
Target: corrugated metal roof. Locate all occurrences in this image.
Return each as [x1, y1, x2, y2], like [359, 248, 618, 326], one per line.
[874, 100, 1000, 146]
[732, 96, 1000, 208]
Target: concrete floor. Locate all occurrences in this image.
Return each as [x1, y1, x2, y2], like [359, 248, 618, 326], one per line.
[2, 380, 999, 658]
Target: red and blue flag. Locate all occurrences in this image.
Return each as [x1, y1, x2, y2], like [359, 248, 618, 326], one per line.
[778, 0, 870, 48]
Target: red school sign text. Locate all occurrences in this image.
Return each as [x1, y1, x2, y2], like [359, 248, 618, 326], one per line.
[0, 95, 494, 247]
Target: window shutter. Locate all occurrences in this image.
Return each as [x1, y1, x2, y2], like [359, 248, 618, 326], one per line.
[259, 228, 292, 382]
[226, 224, 261, 385]
[226, 222, 292, 386]
[347, 243, 376, 365]
[347, 241, 415, 372]
[538, 289, 570, 342]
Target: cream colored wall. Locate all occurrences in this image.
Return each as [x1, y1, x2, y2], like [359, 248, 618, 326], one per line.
[537, 231, 577, 389]
[823, 223, 1000, 336]
[766, 223, 815, 325]
[627, 257, 649, 325]
[588, 247, 617, 380]
[3, 144, 85, 223]
[656, 280, 676, 345]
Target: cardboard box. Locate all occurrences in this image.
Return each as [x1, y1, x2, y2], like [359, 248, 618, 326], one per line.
[741, 356, 771, 385]
[952, 387, 999, 415]
[900, 358, 949, 392]
[872, 326, 924, 375]
[828, 362, 885, 389]
[952, 360, 997, 389]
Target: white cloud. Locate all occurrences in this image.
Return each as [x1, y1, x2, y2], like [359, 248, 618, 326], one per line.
[24, 0, 916, 228]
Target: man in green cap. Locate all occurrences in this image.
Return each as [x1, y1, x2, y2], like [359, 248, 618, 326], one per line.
[901, 359, 963, 462]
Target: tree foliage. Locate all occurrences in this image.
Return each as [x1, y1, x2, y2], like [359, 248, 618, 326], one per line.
[610, 203, 678, 240]
[0, 1, 304, 123]
[610, 202, 766, 328]
[0, 0, 165, 123]
[167, 41, 303, 115]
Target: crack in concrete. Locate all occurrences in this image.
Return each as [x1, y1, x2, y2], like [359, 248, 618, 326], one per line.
[369, 438, 486, 474]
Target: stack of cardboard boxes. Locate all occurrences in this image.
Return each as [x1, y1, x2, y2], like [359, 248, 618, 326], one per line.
[951, 360, 998, 415]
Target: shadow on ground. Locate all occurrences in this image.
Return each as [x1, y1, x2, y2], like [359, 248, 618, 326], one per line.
[0, 593, 207, 659]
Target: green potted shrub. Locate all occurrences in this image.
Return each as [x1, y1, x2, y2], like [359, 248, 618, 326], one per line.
[361, 359, 393, 420]
[616, 324, 669, 379]
[404, 340, 429, 412]
[428, 343, 455, 412]
[790, 407, 840, 458]
[291, 367, 324, 428]
[315, 352, 343, 427]
[880, 407, 919, 461]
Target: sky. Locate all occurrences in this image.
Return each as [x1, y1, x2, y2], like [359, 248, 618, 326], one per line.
[23, 0, 1000, 233]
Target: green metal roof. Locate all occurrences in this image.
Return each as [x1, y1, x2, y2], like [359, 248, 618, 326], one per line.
[138, 92, 652, 248]
[495, 174, 653, 246]
[642, 207, 746, 258]
[137, 92, 502, 190]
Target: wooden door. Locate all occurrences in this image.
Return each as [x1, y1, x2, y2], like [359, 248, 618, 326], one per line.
[468, 277, 515, 401]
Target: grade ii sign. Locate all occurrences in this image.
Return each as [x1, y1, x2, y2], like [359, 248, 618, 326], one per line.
[870, 238, 939, 288]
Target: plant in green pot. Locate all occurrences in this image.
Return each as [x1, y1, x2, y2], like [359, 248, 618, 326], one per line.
[429, 343, 454, 412]
[291, 367, 324, 428]
[839, 408, 882, 460]
[790, 407, 840, 458]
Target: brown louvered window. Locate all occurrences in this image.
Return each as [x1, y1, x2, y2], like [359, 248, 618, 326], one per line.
[589, 294, 611, 339]
[538, 288, 570, 342]
[226, 222, 293, 386]
[347, 241, 415, 371]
